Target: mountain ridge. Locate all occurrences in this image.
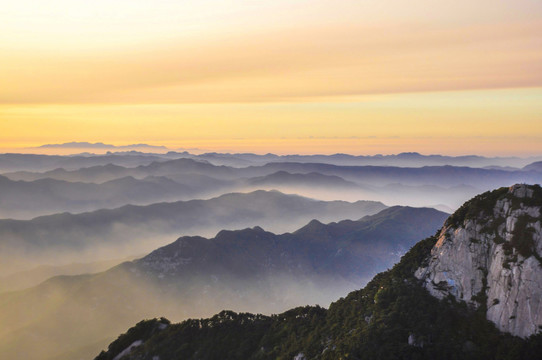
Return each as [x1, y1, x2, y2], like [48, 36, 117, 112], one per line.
[3, 151, 542, 173]
[0, 190, 386, 274]
[0, 205, 446, 360]
[94, 184, 542, 360]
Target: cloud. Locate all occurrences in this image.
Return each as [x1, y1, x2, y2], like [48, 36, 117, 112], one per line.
[1, 21, 541, 104]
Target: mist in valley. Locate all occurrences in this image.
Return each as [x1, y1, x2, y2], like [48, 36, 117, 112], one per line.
[3, 0, 541, 356]
[3, 154, 540, 220]
[0, 204, 447, 360]
[0, 268, 359, 360]
[0, 189, 386, 276]
[0, 151, 540, 360]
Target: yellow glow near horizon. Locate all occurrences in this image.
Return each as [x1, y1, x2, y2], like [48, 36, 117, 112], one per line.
[1, 0, 541, 155]
[1, 88, 541, 156]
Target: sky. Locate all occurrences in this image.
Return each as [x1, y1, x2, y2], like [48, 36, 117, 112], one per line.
[1, 0, 541, 155]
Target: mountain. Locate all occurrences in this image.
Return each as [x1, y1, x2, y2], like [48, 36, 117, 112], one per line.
[483, 165, 521, 171]
[416, 184, 542, 338]
[240, 171, 369, 202]
[241, 173, 478, 209]
[3, 158, 222, 182]
[0, 256, 138, 293]
[0, 206, 447, 360]
[6, 158, 542, 189]
[4, 158, 240, 185]
[0, 174, 193, 219]
[36, 142, 168, 152]
[245, 170, 361, 189]
[3, 152, 541, 173]
[0, 190, 386, 274]
[5, 163, 133, 182]
[4, 162, 237, 207]
[523, 161, 542, 172]
[95, 184, 542, 360]
[136, 205, 446, 287]
[187, 152, 542, 168]
[248, 163, 542, 189]
[5, 158, 540, 211]
[359, 183, 482, 209]
[239, 164, 540, 208]
[0, 153, 171, 172]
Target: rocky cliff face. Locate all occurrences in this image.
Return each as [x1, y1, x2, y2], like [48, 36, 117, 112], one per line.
[416, 184, 542, 338]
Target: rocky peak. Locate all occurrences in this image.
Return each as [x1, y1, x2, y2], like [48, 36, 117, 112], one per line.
[415, 184, 542, 338]
[509, 183, 535, 198]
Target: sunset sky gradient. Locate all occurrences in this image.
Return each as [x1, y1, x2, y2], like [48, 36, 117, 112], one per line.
[1, 0, 541, 155]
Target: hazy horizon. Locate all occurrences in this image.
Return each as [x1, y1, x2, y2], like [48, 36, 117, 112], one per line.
[1, 0, 541, 156]
[1, 1, 541, 359]
[2, 143, 542, 158]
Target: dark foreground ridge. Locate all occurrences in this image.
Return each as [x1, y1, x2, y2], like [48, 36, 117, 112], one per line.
[95, 236, 542, 360]
[96, 185, 542, 360]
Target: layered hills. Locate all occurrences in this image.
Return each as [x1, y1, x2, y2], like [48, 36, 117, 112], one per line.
[0, 206, 446, 360]
[0, 190, 385, 274]
[1, 151, 541, 360]
[0, 174, 192, 219]
[4, 156, 541, 216]
[6, 158, 541, 189]
[95, 184, 542, 360]
[2, 151, 541, 173]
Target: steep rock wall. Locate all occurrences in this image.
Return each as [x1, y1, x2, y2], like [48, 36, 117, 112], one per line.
[415, 184, 542, 338]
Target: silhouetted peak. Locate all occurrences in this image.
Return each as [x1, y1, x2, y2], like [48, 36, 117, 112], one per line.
[397, 152, 422, 158]
[294, 219, 327, 235]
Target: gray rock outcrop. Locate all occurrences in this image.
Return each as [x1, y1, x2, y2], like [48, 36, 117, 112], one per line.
[415, 184, 542, 338]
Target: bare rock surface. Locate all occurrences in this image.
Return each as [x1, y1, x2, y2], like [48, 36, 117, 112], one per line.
[416, 184, 542, 338]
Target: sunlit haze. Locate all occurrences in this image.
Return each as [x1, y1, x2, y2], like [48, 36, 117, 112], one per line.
[1, 0, 541, 155]
[2, 3, 542, 359]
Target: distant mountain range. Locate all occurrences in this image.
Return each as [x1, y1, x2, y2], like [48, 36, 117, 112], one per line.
[0, 174, 193, 219]
[192, 151, 542, 168]
[246, 170, 360, 189]
[0, 205, 447, 360]
[247, 162, 542, 188]
[3, 158, 541, 212]
[7, 157, 541, 187]
[0, 190, 386, 274]
[36, 142, 169, 151]
[2, 151, 542, 173]
[523, 161, 542, 172]
[0, 153, 168, 172]
[4, 158, 236, 182]
[1, 150, 540, 360]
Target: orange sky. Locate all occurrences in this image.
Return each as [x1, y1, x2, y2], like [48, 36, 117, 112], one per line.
[1, 0, 542, 155]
